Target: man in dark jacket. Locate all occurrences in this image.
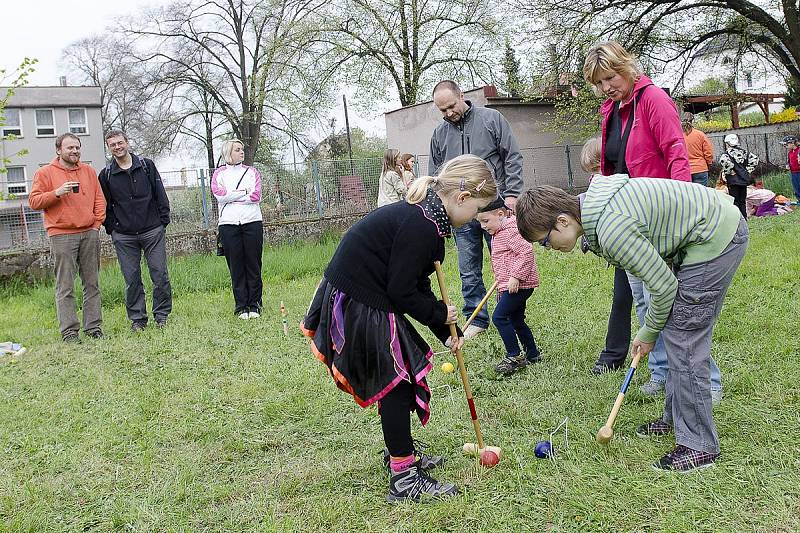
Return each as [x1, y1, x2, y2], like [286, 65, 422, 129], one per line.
[99, 130, 173, 331]
[428, 80, 524, 340]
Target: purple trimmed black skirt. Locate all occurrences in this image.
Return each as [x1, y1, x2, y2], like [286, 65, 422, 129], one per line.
[301, 278, 433, 424]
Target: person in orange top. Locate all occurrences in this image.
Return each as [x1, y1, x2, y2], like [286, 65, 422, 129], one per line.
[681, 112, 714, 186]
[29, 133, 107, 343]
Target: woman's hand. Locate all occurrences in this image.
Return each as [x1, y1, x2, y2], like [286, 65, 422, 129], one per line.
[507, 277, 520, 293]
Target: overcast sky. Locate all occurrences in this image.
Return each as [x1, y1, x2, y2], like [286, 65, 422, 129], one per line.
[3, 0, 389, 168]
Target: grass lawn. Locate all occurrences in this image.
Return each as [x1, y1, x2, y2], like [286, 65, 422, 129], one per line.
[1, 212, 799, 532]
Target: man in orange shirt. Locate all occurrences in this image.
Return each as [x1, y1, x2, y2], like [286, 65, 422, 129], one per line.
[681, 112, 714, 186]
[29, 133, 107, 343]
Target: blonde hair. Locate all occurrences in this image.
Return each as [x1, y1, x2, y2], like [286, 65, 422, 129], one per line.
[382, 149, 400, 176]
[221, 139, 245, 165]
[583, 41, 642, 97]
[580, 136, 602, 173]
[406, 154, 497, 204]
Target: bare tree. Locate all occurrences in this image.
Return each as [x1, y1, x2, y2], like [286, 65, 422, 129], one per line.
[126, 0, 329, 166]
[317, 0, 501, 106]
[61, 36, 177, 157]
[516, 0, 800, 89]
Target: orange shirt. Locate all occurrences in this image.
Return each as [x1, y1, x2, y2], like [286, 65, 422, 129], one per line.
[684, 128, 714, 174]
[29, 158, 106, 236]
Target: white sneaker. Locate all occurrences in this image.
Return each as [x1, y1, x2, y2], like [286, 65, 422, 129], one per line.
[238, 312, 250, 320]
[248, 311, 260, 319]
[463, 325, 487, 340]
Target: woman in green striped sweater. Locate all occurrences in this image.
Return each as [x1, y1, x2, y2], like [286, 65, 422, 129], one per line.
[515, 175, 748, 472]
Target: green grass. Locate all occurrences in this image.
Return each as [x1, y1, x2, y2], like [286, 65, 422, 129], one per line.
[1, 213, 799, 532]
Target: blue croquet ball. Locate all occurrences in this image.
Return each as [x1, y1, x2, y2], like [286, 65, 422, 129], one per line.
[534, 440, 553, 458]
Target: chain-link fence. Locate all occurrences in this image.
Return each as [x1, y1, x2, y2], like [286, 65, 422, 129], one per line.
[708, 129, 798, 166]
[1, 147, 584, 253]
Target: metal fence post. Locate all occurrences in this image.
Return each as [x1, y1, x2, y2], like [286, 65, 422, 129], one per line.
[198, 169, 209, 228]
[312, 160, 323, 218]
[565, 145, 575, 192]
[764, 133, 770, 164]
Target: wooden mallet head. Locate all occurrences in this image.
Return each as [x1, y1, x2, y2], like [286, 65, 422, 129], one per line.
[596, 425, 614, 445]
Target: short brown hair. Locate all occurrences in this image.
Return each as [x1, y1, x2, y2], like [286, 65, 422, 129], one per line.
[104, 129, 128, 142]
[55, 133, 81, 149]
[515, 186, 581, 242]
[433, 80, 460, 96]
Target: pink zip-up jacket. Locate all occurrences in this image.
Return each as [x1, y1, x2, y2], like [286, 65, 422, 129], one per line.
[490, 216, 540, 292]
[600, 75, 691, 182]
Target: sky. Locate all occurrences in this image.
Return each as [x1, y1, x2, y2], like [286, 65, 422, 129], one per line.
[3, 0, 390, 168]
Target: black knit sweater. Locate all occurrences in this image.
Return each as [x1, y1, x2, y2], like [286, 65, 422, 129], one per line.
[324, 193, 457, 343]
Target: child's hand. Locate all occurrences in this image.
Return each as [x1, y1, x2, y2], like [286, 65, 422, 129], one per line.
[447, 336, 464, 353]
[507, 277, 520, 293]
[445, 305, 458, 324]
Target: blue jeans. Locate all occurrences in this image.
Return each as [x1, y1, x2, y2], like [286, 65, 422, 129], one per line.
[492, 288, 538, 358]
[691, 171, 709, 186]
[453, 219, 492, 328]
[627, 273, 722, 390]
[791, 171, 800, 202]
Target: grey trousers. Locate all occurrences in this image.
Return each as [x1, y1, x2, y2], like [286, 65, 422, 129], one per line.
[111, 225, 173, 324]
[661, 218, 749, 453]
[50, 230, 102, 337]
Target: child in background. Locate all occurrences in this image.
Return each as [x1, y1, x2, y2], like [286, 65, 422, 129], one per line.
[476, 198, 541, 375]
[302, 155, 497, 502]
[376, 148, 406, 207]
[515, 176, 748, 472]
[581, 136, 602, 180]
[779, 135, 800, 203]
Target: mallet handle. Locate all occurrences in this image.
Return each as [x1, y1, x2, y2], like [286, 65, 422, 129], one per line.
[603, 350, 644, 429]
[434, 261, 486, 451]
[462, 280, 498, 332]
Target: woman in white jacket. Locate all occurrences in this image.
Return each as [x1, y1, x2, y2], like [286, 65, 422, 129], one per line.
[212, 139, 264, 319]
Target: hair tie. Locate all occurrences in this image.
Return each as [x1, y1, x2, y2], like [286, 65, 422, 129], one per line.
[475, 179, 486, 192]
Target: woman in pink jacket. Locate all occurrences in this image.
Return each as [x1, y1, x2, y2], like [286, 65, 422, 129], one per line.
[582, 41, 692, 381]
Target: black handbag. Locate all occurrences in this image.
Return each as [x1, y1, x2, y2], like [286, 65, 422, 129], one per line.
[214, 167, 249, 257]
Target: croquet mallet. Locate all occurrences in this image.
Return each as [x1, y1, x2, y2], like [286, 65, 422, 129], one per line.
[596, 347, 644, 445]
[433, 261, 502, 461]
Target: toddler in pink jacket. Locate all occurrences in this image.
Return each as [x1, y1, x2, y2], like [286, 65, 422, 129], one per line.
[476, 198, 541, 375]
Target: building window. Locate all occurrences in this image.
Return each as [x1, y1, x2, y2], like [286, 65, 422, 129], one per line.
[68, 108, 88, 134]
[4, 167, 28, 196]
[745, 72, 753, 88]
[35, 109, 55, 136]
[1, 108, 22, 137]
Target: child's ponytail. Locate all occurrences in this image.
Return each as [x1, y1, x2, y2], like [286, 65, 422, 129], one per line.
[406, 155, 498, 205]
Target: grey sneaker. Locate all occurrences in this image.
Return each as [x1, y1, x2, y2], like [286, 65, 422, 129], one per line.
[382, 440, 445, 474]
[495, 353, 528, 375]
[386, 461, 458, 503]
[131, 321, 147, 332]
[639, 380, 665, 397]
[711, 389, 723, 406]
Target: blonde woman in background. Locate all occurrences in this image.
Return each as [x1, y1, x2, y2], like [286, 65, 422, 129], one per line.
[377, 148, 406, 207]
[211, 139, 264, 320]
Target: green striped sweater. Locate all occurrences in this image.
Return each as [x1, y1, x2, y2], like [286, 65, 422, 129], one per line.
[582, 174, 741, 343]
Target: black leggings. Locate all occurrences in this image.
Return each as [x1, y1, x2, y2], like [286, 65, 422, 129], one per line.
[728, 184, 748, 218]
[597, 267, 633, 367]
[380, 380, 414, 457]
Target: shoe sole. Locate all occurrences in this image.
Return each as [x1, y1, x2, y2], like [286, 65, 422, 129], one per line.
[636, 431, 672, 438]
[386, 490, 458, 503]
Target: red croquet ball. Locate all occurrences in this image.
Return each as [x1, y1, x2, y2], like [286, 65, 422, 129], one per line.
[480, 450, 499, 467]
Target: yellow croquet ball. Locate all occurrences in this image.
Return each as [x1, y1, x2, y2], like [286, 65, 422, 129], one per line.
[441, 362, 454, 374]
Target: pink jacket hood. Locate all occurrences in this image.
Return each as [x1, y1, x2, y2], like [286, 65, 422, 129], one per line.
[600, 75, 691, 181]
